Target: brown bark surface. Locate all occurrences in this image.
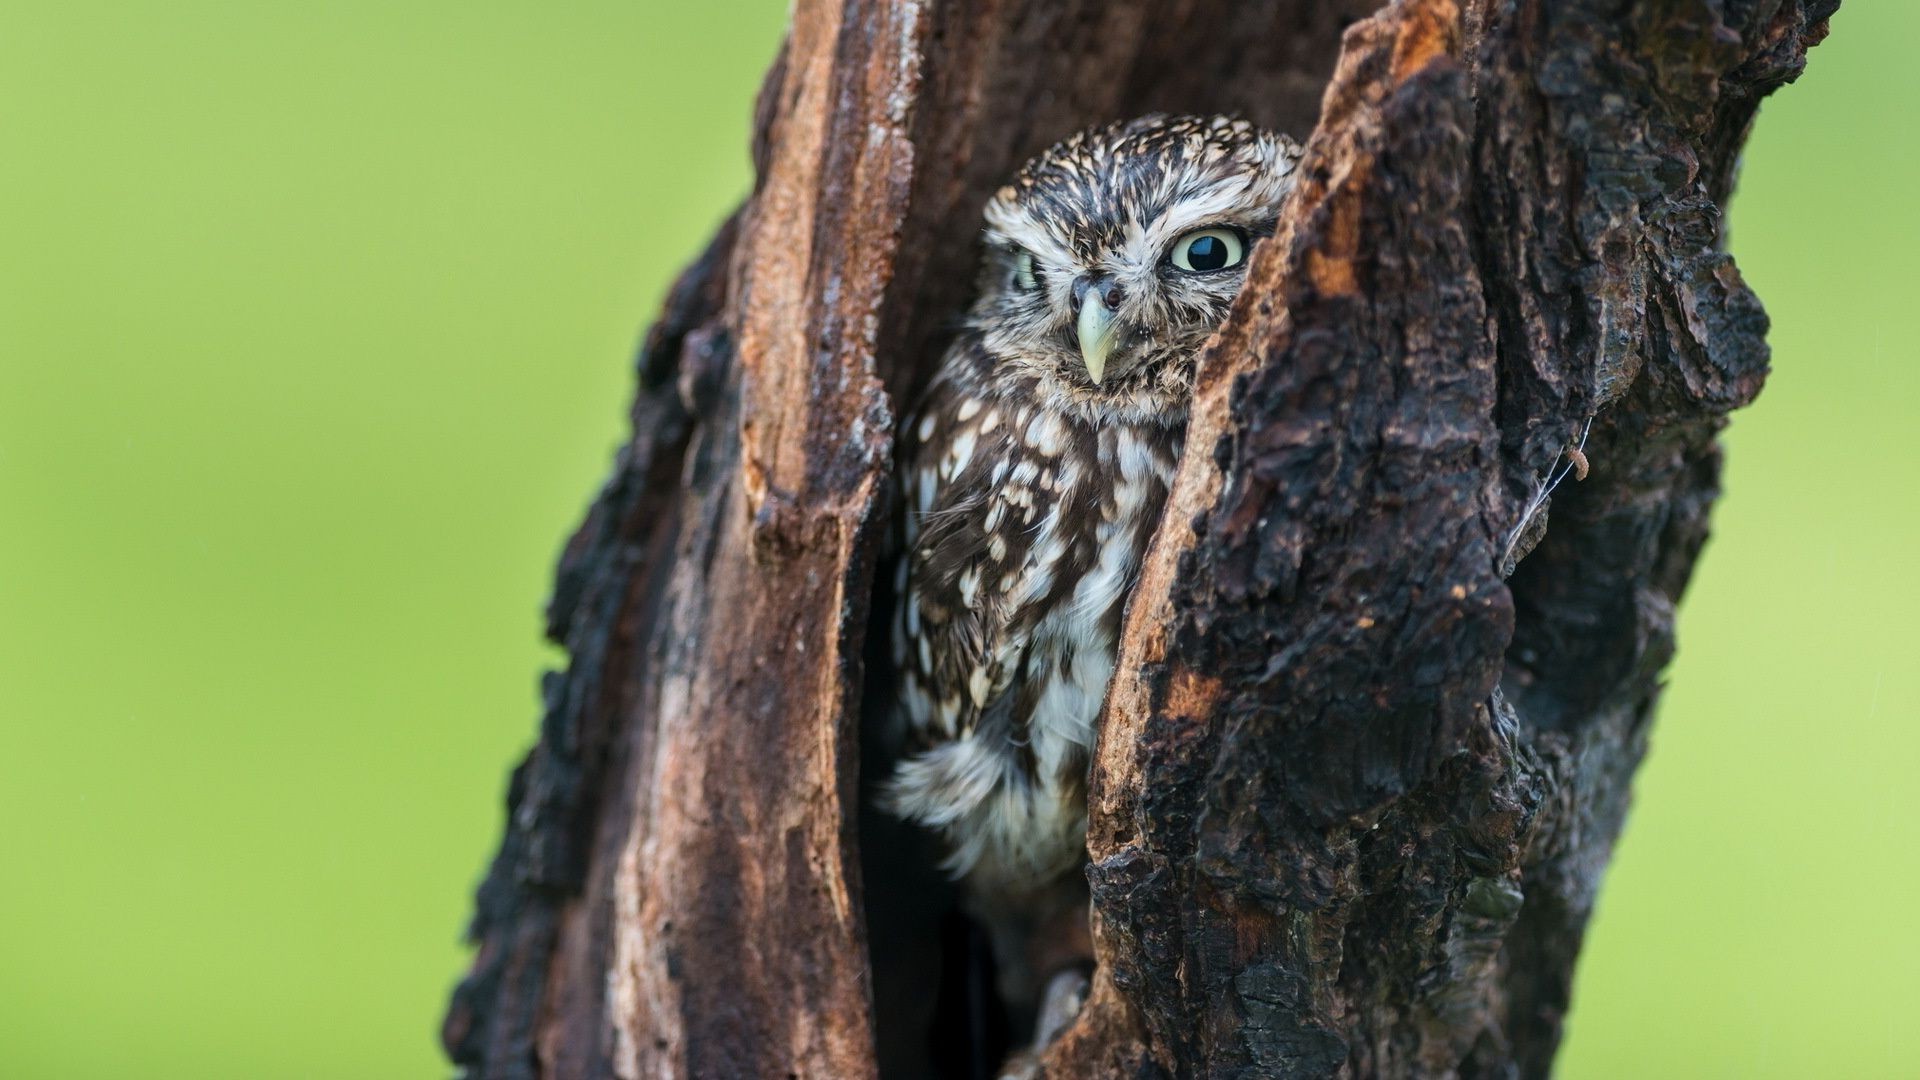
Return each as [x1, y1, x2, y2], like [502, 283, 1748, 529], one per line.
[443, 1, 1836, 1077]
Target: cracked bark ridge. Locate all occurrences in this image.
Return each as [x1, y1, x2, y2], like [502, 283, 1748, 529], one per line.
[1066, 6, 1516, 1075]
[444, 0, 1833, 1077]
[1053, 0, 1834, 1076]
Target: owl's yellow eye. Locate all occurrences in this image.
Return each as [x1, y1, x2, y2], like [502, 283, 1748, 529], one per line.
[1013, 250, 1039, 292]
[1170, 228, 1247, 273]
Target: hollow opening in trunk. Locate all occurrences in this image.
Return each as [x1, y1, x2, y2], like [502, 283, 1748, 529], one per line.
[856, 5, 1382, 1076]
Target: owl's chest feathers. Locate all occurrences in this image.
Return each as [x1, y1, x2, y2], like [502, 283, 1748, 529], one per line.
[889, 365, 1183, 885]
[901, 363, 1185, 782]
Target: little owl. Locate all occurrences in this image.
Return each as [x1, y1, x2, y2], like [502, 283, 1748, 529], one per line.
[883, 114, 1303, 1023]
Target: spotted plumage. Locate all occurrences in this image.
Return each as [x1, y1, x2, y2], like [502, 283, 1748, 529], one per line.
[883, 114, 1302, 961]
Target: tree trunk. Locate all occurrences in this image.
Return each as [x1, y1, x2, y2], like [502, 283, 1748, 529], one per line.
[442, 1, 1836, 1077]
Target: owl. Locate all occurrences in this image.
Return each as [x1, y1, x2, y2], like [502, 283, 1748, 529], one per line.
[882, 115, 1302, 1011]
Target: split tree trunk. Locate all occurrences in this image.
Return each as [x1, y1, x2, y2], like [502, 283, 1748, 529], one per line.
[443, 1, 1836, 1077]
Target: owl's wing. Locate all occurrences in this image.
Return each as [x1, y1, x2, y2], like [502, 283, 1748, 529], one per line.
[894, 361, 1029, 737]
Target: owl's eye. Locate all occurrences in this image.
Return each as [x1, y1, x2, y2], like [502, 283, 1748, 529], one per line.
[1169, 228, 1247, 273]
[1012, 250, 1039, 292]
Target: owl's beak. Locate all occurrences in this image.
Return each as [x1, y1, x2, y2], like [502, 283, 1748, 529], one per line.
[1077, 302, 1120, 386]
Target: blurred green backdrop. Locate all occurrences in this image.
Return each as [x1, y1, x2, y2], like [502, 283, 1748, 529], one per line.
[0, 2, 1910, 1077]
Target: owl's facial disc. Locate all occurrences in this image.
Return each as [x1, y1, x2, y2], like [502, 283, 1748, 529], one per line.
[975, 116, 1302, 398]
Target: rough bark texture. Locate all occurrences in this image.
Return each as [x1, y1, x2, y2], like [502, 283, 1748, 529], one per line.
[444, 1, 1835, 1077]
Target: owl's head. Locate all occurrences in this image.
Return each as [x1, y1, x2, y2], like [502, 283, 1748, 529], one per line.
[972, 115, 1301, 404]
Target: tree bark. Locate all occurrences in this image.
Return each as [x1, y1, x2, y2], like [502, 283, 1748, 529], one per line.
[442, 1, 1836, 1078]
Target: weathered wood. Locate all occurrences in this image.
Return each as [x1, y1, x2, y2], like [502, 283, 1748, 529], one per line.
[445, 1, 1835, 1077]
[1045, 1, 1835, 1074]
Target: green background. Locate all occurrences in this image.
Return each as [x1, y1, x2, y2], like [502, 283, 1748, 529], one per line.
[0, 2, 1910, 1077]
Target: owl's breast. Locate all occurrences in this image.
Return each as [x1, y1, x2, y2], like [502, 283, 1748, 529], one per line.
[885, 380, 1182, 885]
[1016, 418, 1178, 764]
